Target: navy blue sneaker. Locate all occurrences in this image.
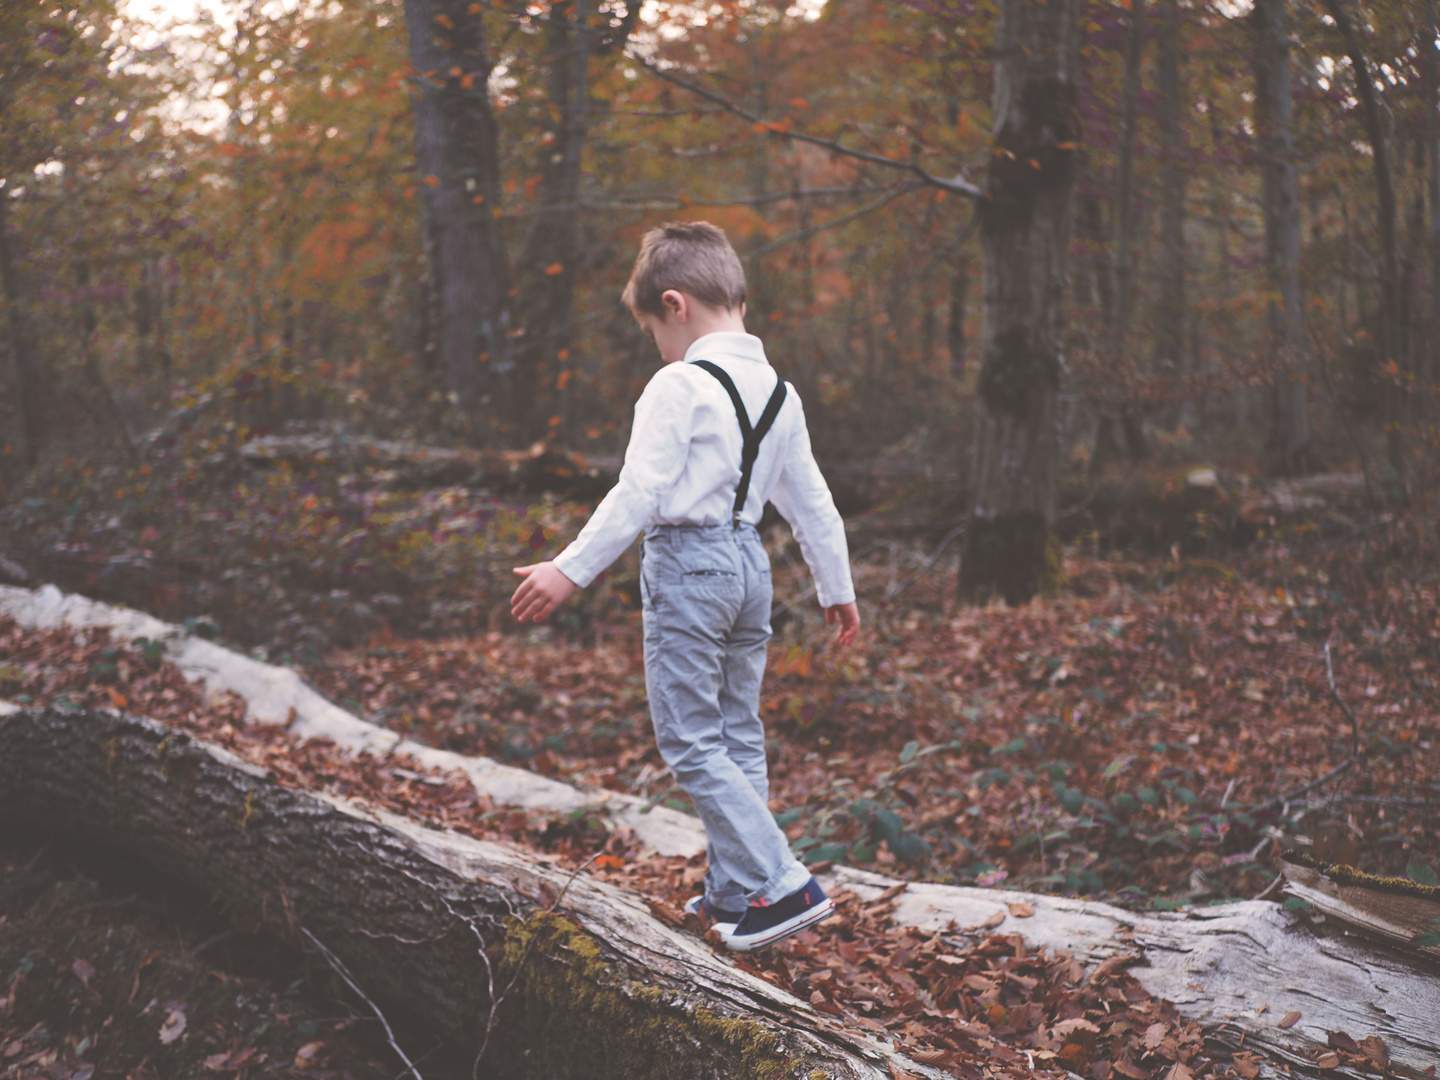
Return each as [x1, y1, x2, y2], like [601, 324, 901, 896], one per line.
[684, 894, 743, 929]
[719, 877, 835, 952]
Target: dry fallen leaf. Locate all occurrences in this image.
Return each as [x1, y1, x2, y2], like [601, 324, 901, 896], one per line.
[1052, 1018, 1101, 1037]
[1315, 1052, 1340, 1069]
[294, 1041, 325, 1067]
[1008, 901, 1035, 918]
[978, 910, 1006, 930]
[1358, 1035, 1389, 1068]
[1277, 1010, 1301, 1030]
[71, 958, 95, 986]
[158, 1005, 186, 1045]
[1144, 1021, 1168, 1050]
[1164, 1062, 1193, 1080]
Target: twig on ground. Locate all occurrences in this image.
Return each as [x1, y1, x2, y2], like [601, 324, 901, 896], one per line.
[1255, 757, 1359, 815]
[1254, 645, 1366, 814]
[1252, 874, 1284, 902]
[1325, 642, 1362, 756]
[882, 522, 966, 605]
[301, 927, 425, 1080]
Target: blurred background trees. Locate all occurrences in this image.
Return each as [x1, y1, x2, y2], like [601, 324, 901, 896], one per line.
[2, 0, 1438, 605]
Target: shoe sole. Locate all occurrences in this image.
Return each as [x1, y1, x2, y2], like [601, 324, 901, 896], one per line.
[721, 897, 835, 953]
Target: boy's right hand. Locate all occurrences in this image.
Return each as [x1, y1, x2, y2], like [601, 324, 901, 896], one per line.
[826, 601, 860, 647]
[511, 561, 578, 623]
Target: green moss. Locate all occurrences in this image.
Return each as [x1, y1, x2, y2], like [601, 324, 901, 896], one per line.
[1282, 851, 1440, 901]
[482, 910, 801, 1080]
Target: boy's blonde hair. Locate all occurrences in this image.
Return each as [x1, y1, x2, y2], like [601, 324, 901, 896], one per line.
[622, 221, 746, 318]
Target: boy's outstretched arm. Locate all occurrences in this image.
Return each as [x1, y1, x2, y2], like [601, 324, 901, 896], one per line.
[826, 601, 860, 647]
[511, 562, 577, 623]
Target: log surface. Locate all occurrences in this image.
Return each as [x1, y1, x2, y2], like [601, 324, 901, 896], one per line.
[3, 585, 1438, 1075]
[0, 703, 935, 1080]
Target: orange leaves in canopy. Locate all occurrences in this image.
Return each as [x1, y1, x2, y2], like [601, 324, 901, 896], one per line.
[543, 262, 564, 276]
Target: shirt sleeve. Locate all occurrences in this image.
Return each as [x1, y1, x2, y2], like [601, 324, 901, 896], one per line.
[768, 390, 856, 608]
[552, 366, 698, 588]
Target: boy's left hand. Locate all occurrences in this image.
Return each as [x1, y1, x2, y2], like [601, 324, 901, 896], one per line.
[826, 601, 860, 647]
[511, 561, 578, 623]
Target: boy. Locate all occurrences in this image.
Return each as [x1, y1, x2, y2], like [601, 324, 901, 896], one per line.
[510, 221, 859, 952]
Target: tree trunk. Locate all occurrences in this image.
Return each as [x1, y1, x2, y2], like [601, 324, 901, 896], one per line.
[0, 703, 936, 1080]
[1322, 0, 1403, 488]
[1154, 0, 1187, 380]
[0, 181, 40, 470]
[958, 0, 1081, 607]
[1252, 0, 1309, 474]
[76, 260, 135, 457]
[512, 0, 634, 444]
[1091, 0, 1147, 470]
[402, 0, 514, 441]
[1427, 1, 1440, 439]
[1108, 0, 1144, 365]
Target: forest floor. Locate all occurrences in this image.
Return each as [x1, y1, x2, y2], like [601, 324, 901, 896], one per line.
[0, 833, 440, 1080]
[1, 415, 1438, 1077]
[3, 504, 1438, 1079]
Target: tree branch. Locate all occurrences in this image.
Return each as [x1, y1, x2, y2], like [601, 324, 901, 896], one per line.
[478, 2, 986, 199]
[301, 927, 425, 1080]
[631, 57, 987, 199]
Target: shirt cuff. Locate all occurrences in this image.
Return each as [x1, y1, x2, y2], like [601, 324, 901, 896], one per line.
[552, 549, 595, 589]
[814, 582, 856, 609]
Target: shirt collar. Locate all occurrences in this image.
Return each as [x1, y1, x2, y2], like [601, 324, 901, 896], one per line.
[683, 331, 769, 366]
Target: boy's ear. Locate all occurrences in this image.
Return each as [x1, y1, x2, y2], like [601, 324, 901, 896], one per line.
[661, 289, 687, 322]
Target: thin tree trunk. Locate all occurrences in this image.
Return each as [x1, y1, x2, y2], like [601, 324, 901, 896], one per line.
[1094, 0, 1147, 466]
[514, 0, 603, 443]
[958, 0, 1081, 607]
[402, 0, 513, 441]
[1109, 0, 1144, 362]
[76, 261, 135, 457]
[1427, 0, 1440, 444]
[1323, 0, 1402, 487]
[1252, 0, 1309, 474]
[0, 181, 39, 469]
[947, 257, 968, 375]
[1154, 0, 1187, 382]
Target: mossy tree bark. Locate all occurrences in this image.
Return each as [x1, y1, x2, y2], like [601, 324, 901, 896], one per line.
[959, 0, 1081, 607]
[0, 704, 926, 1080]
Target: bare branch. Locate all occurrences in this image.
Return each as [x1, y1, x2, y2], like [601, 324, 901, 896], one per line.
[301, 927, 425, 1080]
[477, 0, 986, 199]
[1325, 641, 1362, 756]
[743, 181, 926, 260]
[632, 57, 986, 199]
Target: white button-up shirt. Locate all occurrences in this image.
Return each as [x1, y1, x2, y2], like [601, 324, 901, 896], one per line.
[553, 332, 855, 608]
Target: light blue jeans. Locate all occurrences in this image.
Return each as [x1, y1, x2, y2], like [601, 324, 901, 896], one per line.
[640, 524, 810, 910]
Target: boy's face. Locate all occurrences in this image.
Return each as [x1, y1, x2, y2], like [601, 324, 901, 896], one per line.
[635, 307, 693, 366]
[634, 288, 746, 365]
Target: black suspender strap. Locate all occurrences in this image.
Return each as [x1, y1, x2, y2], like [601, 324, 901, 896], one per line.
[691, 360, 788, 529]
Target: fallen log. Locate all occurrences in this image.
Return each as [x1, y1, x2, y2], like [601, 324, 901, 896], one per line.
[825, 867, 1440, 1077]
[238, 433, 618, 497]
[0, 703, 935, 1080]
[3, 585, 1438, 1075]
